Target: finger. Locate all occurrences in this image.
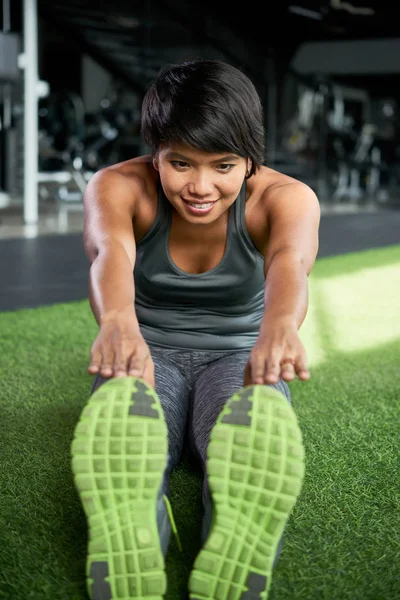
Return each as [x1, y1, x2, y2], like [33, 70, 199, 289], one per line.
[294, 351, 310, 380]
[243, 362, 252, 387]
[127, 352, 147, 378]
[280, 361, 296, 382]
[250, 352, 267, 384]
[264, 354, 281, 383]
[298, 370, 310, 381]
[296, 358, 310, 380]
[113, 344, 132, 377]
[88, 350, 102, 374]
[99, 349, 115, 378]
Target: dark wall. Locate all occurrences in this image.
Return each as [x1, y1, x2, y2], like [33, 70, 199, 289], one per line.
[39, 20, 82, 95]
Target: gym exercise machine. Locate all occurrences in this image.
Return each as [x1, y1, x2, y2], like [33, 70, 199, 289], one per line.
[280, 71, 400, 206]
[0, 2, 20, 209]
[37, 84, 143, 203]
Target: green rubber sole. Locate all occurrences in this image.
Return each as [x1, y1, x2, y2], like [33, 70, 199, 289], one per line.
[188, 385, 305, 600]
[71, 376, 168, 600]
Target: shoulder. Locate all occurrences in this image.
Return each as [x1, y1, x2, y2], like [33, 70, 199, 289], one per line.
[248, 165, 320, 219]
[85, 155, 158, 209]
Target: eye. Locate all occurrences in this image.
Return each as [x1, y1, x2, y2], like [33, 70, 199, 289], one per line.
[170, 160, 189, 169]
[217, 163, 235, 172]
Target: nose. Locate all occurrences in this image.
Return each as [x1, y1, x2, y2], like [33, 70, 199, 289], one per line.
[187, 170, 214, 198]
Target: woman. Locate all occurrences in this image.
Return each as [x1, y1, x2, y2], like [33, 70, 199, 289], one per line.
[71, 58, 320, 600]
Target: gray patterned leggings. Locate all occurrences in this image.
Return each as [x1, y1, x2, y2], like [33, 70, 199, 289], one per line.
[91, 344, 291, 555]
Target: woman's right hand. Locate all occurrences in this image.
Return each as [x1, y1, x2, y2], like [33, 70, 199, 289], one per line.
[88, 307, 155, 388]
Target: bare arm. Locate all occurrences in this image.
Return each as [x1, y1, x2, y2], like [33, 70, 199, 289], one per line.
[260, 182, 320, 334]
[84, 168, 139, 327]
[244, 181, 320, 386]
[83, 168, 155, 385]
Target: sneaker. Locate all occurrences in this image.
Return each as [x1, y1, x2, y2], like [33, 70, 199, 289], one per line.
[188, 385, 305, 600]
[71, 376, 181, 599]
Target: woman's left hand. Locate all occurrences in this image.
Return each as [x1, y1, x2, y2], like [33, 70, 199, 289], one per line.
[243, 319, 310, 386]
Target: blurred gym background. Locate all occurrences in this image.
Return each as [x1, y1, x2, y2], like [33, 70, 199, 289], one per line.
[1, 0, 400, 310]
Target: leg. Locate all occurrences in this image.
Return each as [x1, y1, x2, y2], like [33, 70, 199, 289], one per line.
[92, 348, 191, 489]
[91, 349, 191, 555]
[187, 353, 304, 599]
[72, 350, 191, 600]
[188, 351, 291, 563]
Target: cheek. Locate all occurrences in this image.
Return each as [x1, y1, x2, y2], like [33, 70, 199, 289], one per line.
[223, 172, 247, 196]
[159, 168, 184, 194]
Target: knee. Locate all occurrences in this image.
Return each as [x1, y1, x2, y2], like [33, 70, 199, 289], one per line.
[266, 380, 291, 404]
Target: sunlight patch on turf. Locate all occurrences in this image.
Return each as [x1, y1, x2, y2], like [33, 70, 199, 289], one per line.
[299, 281, 327, 369]
[315, 263, 400, 353]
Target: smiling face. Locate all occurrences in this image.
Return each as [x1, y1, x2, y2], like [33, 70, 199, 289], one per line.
[153, 143, 251, 224]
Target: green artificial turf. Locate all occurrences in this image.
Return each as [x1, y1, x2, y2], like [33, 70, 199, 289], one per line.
[0, 244, 399, 600]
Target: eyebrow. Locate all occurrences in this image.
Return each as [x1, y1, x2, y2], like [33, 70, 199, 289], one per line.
[166, 152, 240, 163]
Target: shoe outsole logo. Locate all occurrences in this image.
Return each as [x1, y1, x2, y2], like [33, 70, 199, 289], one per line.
[188, 385, 305, 600]
[71, 377, 169, 600]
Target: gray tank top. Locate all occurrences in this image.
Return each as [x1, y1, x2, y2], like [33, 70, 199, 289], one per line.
[134, 180, 265, 351]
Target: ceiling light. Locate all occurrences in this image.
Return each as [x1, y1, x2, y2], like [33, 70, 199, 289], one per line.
[109, 16, 141, 28]
[288, 5, 323, 20]
[330, 0, 375, 15]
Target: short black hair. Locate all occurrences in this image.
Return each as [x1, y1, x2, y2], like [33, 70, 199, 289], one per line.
[141, 58, 265, 177]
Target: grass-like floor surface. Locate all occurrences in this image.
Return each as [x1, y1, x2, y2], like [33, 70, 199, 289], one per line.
[0, 245, 399, 600]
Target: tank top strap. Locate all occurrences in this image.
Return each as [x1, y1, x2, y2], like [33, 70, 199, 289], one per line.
[233, 178, 261, 254]
[233, 179, 248, 240]
[136, 180, 169, 248]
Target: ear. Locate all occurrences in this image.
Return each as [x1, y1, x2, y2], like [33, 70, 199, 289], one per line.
[153, 155, 159, 171]
[245, 159, 252, 179]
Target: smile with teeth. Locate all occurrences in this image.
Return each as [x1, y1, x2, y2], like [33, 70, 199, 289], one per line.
[189, 202, 214, 208]
[184, 200, 217, 209]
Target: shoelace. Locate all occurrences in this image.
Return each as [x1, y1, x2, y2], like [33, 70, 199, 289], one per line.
[163, 494, 183, 552]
